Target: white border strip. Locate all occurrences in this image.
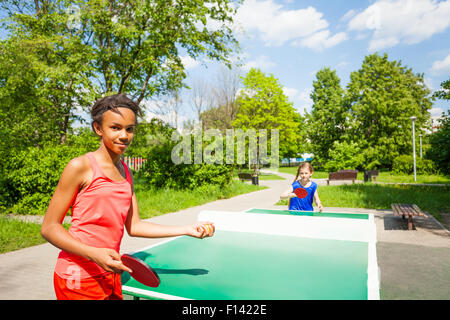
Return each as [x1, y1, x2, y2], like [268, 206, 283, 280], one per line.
[367, 213, 380, 300]
[199, 210, 376, 243]
[122, 285, 191, 300]
[367, 241, 380, 300]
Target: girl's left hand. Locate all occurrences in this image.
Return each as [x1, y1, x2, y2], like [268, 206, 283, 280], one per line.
[187, 222, 215, 239]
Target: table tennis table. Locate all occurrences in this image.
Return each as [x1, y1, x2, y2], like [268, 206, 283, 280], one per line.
[121, 209, 380, 300]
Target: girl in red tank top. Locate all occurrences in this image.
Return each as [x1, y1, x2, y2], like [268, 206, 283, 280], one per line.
[41, 94, 215, 300]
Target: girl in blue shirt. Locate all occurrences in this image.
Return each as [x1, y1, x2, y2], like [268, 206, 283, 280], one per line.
[280, 162, 323, 212]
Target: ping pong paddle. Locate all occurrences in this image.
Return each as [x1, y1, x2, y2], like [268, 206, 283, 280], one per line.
[294, 187, 308, 199]
[121, 254, 160, 287]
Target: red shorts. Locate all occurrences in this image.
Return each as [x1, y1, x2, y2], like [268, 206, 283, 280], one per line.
[54, 272, 123, 300]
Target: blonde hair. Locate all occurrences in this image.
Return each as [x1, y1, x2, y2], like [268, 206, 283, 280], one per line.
[293, 162, 314, 183]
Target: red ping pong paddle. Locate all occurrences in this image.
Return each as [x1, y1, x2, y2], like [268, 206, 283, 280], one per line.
[121, 254, 160, 287]
[294, 187, 308, 199]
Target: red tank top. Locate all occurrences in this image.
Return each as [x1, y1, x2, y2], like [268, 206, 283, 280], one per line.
[54, 152, 133, 279]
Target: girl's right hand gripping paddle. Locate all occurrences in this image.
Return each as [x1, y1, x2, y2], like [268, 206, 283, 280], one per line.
[121, 254, 160, 287]
[294, 188, 308, 199]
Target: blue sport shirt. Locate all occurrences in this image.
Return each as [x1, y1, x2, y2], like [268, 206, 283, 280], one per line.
[288, 180, 317, 211]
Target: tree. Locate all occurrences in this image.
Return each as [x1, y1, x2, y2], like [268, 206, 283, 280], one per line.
[426, 111, 450, 174]
[306, 67, 347, 163]
[432, 79, 450, 101]
[0, 1, 95, 145]
[197, 66, 241, 132]
[0, 0, 242, 211]
[190, 77, 212, 130]
[233, 68, 304, 165]
[0, 0, 241, 143]
[76, 0, 240, 103]
[147, 89, 183, 129]
[324, 141, 364, 172]
[210, 66, 242, 129]
[345, 53, 432, 168]
[200, 104, 232, 131]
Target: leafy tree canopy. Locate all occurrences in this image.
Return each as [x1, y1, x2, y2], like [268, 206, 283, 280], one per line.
[432, 78, 450, 101]
[233, 68, 305, 160]
[306, 67, 347, 162]
[0, 0, 241, 145]
[345, 53, 432, 168]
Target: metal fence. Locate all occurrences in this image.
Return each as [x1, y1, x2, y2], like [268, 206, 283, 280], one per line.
[124, 156, 146, 171]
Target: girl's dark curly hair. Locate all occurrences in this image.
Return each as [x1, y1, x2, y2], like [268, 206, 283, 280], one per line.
[91, 93, 142, 133]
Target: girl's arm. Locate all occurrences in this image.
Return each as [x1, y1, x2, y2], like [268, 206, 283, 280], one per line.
[280, 186, 295, 200]
[41, 156, 131, 274]
[124, 194, 213, 238]
[124, 173, 213, 239]
[314, 189, 323, 212]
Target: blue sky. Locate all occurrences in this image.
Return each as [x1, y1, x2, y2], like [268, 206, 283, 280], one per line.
[172, 0, 450, 127]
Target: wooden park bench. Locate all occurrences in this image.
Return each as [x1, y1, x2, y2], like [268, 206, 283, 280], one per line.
[238, 172, 253, 182]
[326, 170, 358, 185]
[391, 203, 428, 230]
[238, 172, 259, 185]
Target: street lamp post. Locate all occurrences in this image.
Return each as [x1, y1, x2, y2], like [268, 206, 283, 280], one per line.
[410, 116, 417, 182]
[419, 134, 423, 158]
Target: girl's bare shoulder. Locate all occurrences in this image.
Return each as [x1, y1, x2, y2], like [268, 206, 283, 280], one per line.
[66, 154, 90, 172]
[59, 154, 92, 190]
[60, 154, 92, 183]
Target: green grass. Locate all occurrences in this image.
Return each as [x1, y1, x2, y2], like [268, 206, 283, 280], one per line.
[0, 217, 46, 254]
[276, 183, 450, 221]
[0, 216, 70, 254]
[373, 172, 450, 184]
[136, 180, 266, 219]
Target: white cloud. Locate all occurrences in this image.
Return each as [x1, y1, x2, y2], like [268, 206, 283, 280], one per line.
[242, 55, 276, 71]
[348, 0, 450, 51]
[297, 30, 348, 52]
[341, 9, 357, 22]
[430, 107, 444, 116]
[335, 61, 348, 69]
[430, 53, 450, 74]
[180, 55, 200, 70]
[281, 86, 314, 113]
[234, 0, 346, 50]
[423, 77, 434, 90]
[297, 88, 313, 114]
[282, 87, 299, 102]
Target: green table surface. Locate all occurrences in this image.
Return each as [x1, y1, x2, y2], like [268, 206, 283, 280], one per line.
[246, 208, 369, 220]
[122, 230, 369, 300]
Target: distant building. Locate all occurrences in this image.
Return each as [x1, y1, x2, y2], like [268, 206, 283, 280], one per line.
[281, 153, 314, 166]
[430, 115, 445, 133]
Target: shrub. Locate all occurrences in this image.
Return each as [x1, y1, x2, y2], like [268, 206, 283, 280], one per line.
[3, 130, 98, 215]
[324, 141, 364, 172]
[139, 138, 233, 190]
[392, 155, 435, 175]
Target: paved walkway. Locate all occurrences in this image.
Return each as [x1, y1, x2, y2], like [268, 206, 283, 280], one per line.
[0, 171, 449, 300]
